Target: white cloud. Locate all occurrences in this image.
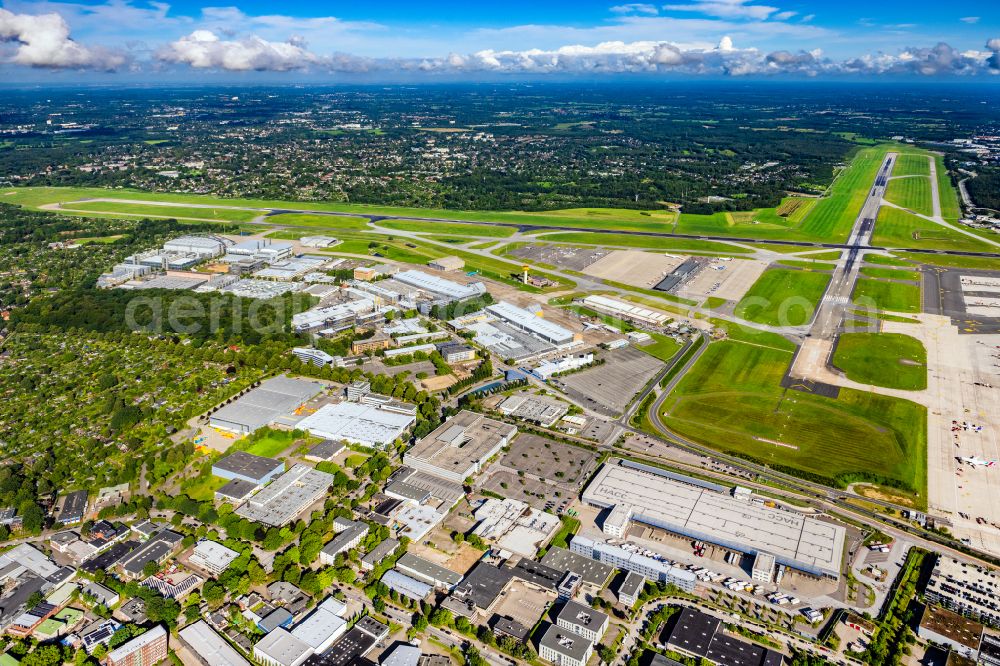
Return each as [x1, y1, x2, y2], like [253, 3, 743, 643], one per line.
[610, 4, 659, 15]
[157, 30, 325, 71]
[662, 0, 780, 21]
[0, 6, 124, 69]
[960, 17, 980, 24]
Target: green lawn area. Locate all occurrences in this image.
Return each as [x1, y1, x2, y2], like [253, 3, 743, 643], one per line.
[179, 472, 228, 502]
[345, 453, 369, 468]
[885, 176, 933, 216]
[775, 260, 837, 271]
[797, 147, 888, 241]
[660, 339, 927, 500]
[268, 212, 371, 230]
[636, 332, 683, 363]
[237, 431, 299, 458]
[864, 254, 914, 267]
[75, 234, 125, 244]
[57, 200, 258, 222]
[853, 278, 921, 313]
[734, 268, 831, 327]
[832, 333, 927, 390]
[859, 266, 921, 281]
[935, 155, 962, 223]
[896, 252, 1000, 271]
[872, 207, 991, 252]
[892, 154, 931, 177]
[377, 219, 515, 237]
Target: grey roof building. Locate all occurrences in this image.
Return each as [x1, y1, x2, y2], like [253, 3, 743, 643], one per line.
[212, 451, 285, 485]
[538, 624, 593, 666]
[118, 529, 183, 578]
[57, 490, 89, 525]
[396, 553, 463, 589]
[541, 547, 615, 588]
[209, 375, 324, 435]
[215, 478, 260, 505]
[361, 538, 399, 571]
[662, 607, 784, 666]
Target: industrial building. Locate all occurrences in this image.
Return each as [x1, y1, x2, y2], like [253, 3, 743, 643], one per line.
[208, 375, 325, 435]
[395, 553, 463, 589]
[179, 620, 251, 666]
[569, 535, 697, 593]
[236, 465, 334, 527]
[486, 302, 576, 345]
[436, 342, 477, 363]
[472, 498, 561, 557]
[291, 298, 379, 334]
[926, 556, 1000, 627]
[56, 490, 88, 525]
[305, 440, 345, 462]
[534, 353, 595, 379]
[404, 410, 518, 483]
[215, 478, 259, 506]
[381, 570, 433, 602]
[253, 627, 313, 666]
[361, 538, 400, 572]
[428, 256, 465, 272]
[540, 547, 615, 589]
[189, 540, 240, 575]
[581, 461, 846, 579]
[290, 596, 349, 653]
[227, 238, 293, 262]
[212, 452, 285, 485]
[581, 295, 669, 327]
[538, 624, 594, 666]
[497, 394, 568, 427]
[916, 605, 984, 661]
[118, 530, 184, 579]
[297, 401, 416, 449]
[163, 235, 228, 257]
[662, 607, 783, 666]
[394, 269, 486, 303]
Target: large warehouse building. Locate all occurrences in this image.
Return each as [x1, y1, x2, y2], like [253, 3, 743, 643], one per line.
[208, 375, 325, 435]
[581, 461, 846, 579]
[486, 301, 576, 345]
[298, 401, 416, 449]
[235, 464, 334, 526]
[403, 411, 517, 483]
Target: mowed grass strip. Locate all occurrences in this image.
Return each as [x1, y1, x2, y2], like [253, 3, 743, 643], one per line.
[935, 155, 962, 223]
[833, 332, 927, 390]
[536, 231, 752, 254]
[59, 200, 259, 222]
[891, 154, 931, 178]
[268, 212, 371, 230]
[660, 339, 927, 497]
[798, 147, 887, 241]
[853, 277, 921, 313]
[872, 206, 991, 252]
[885, 176, 933, 217]
[859, 266, 921, 281]
[734, 268, 831, 327]
[376, 219, 515, 237]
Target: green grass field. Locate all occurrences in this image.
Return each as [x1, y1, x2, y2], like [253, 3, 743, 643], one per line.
[57, 200, 259, 222]
[636, 333, 683, 363]
[660, 339, 927, 498]
[376, 219, 515, 237]
[896, 252, 1000, 271]
[775, 260, 837, 271]
[935, 155, 962, 223]
[864, 254, 914, 267]
[734, 268, 832, 327]
[240, 432, 299, 458]
[268, 212, 371, 230]
[853, 278, 921, 313]
[872, 207, 990, 252]
[833, 333, 927, 390]
[885, 176, 933, 216]
[891, 154, 931, 178]
[797, 147, 887, 240]
[859, 266, 921, 281]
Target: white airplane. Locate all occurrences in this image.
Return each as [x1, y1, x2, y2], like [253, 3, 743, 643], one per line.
[582, 322, 603, 331]
[959, 456, 997, 468]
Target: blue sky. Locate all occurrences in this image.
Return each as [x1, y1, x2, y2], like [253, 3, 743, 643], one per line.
[0, 0, 998, 80]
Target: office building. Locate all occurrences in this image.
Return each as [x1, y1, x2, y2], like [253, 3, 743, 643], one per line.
[538, 624, 593, 666]
[319, 521, 369, 564]
[618, 571, 645, 607]
[104, 625, 168, 666]
[189, 540, 240, 575]
[555, 600, 609, 643]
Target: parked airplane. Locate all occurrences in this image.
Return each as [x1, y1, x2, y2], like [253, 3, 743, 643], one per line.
[959, 456, 997, 468]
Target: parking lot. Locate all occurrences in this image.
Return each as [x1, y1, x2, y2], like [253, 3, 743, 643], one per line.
[479, 434, 597, 510]
[508, 244, 609, 272]
[556, 346, 665, 416]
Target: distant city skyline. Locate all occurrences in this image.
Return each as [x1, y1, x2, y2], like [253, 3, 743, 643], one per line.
[0, 0, 998, 81]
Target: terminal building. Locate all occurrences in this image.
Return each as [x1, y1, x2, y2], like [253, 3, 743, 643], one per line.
[403, 411, 517, 483]
[581, 460, 846, 579]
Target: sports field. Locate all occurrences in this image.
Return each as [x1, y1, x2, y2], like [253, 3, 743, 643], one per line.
[832, 333, 927, 390]
[660, 339, 927, 497]
[853, 278, 921, 313]
[733, 268, 832, 327]
[885, 176, 933, 217]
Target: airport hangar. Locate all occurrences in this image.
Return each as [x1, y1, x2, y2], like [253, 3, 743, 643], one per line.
[581, 460, 846, 579]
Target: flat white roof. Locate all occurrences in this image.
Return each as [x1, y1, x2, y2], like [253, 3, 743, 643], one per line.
[395, 270, 482, 300]
[253, 627, 312, 666]
[487, 301, 574, 344]
[582, 463, 845, 578]
[297, 402, 415, 448]
[236, 464, 334, 526]
[190, 540, 240, 568]
[582, 294, 669, 324]
[180, 621, 250, 666]
[290, 597, 348, 650]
